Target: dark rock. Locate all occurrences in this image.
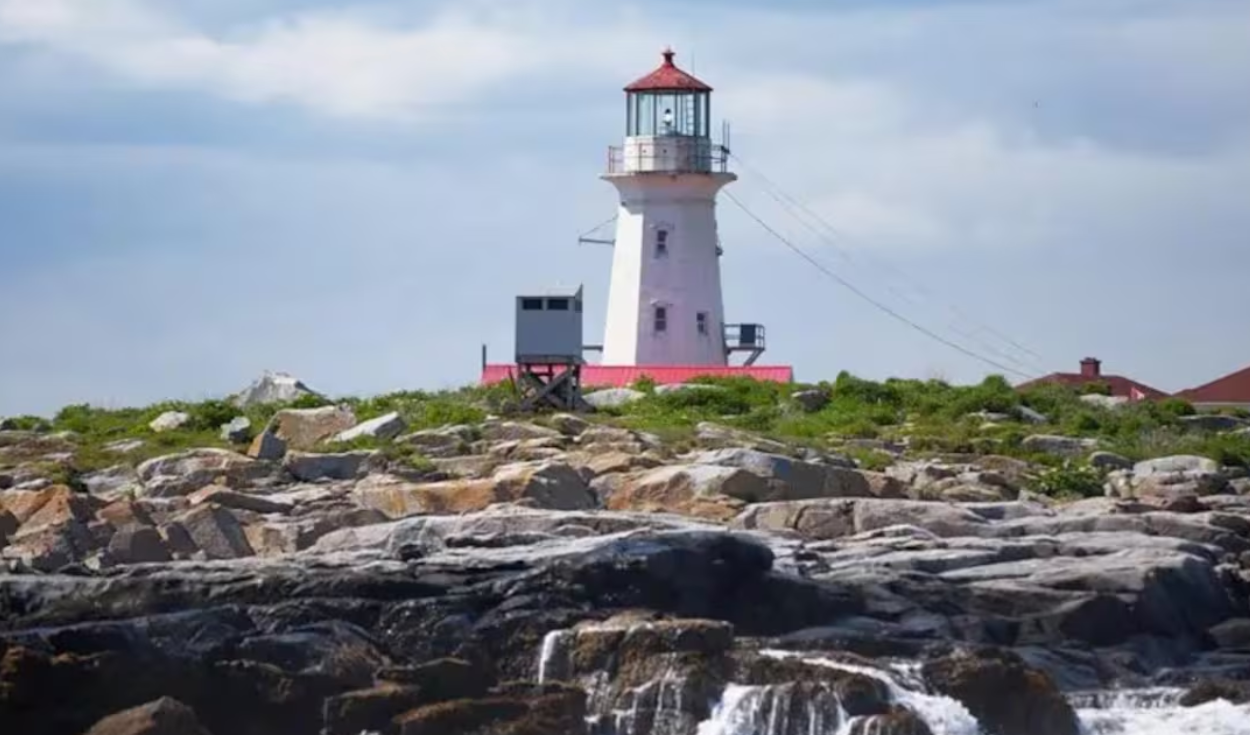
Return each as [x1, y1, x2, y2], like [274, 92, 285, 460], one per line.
[394, 683, 587, 735]
[922, 646, 1080, 735]
[1209, 618, 1250, 650]
[849, 707, 935, 735]
[82, 697, 212, 735]
[1180, 677, 1250, 706]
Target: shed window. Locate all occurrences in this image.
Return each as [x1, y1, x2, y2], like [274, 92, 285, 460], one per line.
[547, 298, 570, 311]
[521, 298, 544, 311]
[654, 306, 668, 333]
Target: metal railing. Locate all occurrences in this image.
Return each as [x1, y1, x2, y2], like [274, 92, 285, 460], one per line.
[724, 323, 766, 351]
[606, 141, 731, 175]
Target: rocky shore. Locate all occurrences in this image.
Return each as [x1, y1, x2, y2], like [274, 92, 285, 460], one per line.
[3, 377, 1250, 734]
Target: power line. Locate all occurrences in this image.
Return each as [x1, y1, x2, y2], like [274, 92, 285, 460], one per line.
[723, 189, 1039, 381]
[729, 152, 1048, 369]
[736, 177, 1043, 377]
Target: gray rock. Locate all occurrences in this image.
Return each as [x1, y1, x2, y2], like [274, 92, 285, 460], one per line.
[80, 465, 141, 499]
[1022, 434, 1099, 458]
[148, 411, 190, 433]
[333, 412, 408, 443]
[479, 420, 562, 443]
[220, 416, 252, 443]
[1081, 394, 1128, 409]
[268, 405, 357, 450]
[247, 431, 287, 461]
[398, 424, 477, 458]
[107, 526, 173, 564]
[103, 438, 146, 454]
[1116, 455, 1232, 498]
[188, 486, 295, 515]
[791, 389, 830, 413]
[168, 505, 255, 559]
[1179, 415, 1247, 433]
[137, 448, 280, 498]
[231, 370, 323, 408]
[1089, 451, 1134, 471]
[691, 448, 875, 500]
[1018, 406, 1048, 424]
[584, 388, 645, 409]
[284, 451, 382, 482]
[549, 413, 592, 437]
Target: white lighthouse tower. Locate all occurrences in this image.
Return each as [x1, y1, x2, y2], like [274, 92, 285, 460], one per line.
[600, 48, 752, 367]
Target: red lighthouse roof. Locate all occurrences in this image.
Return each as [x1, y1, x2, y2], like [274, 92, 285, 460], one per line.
[624, 47, 712, 93]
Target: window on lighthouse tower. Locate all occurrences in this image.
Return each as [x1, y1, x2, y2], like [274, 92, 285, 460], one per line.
[653, 306, 668, 333]
[655, 229, 669, 257]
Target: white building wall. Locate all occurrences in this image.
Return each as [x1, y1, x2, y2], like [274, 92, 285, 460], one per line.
[600, 168, 737, 366]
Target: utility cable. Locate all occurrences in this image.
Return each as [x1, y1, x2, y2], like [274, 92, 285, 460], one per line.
[723, 189, 1039, 381]
[729, 152, 1048, 370]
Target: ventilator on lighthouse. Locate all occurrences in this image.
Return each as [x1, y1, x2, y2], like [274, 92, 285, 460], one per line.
[480, 48, 791, 404]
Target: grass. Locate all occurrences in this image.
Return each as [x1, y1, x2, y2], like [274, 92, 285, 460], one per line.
[3, 372, 1248, 499]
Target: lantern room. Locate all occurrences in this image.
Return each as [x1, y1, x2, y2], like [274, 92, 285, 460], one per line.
[624, 48, 712, 138]
[609, 47, 729, 176]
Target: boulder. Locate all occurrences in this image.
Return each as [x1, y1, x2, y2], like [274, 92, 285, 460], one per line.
[691, 448, 877, 500]
[333, 411, 408, 443]
[166, 505, 255, 559]
[695, 422, 792, 454]
[922, 647, 1079, 735]
[584, 388, 645, 408]
[219, 417, 252, 443]
[1088, 451, 1133, 472]
[107, 526, 173, 564]
[607, 465, 763, 521]
[480, 421, 564, 444]
[284, 451, 382, 482]
[1179, 414, 1247, 433]
[399, 425, 478, 458]
[148, 411, 190, 434]
[267, 405, 358, 450]
[246, 431, 286, 461]
[1021, 434, 1098, 458]
[791, 388, 831, 413]
[354, 462, 596, 519]
[81, 465, 142, 499]
[548, 413, 591, 437]
[83, 697, 213, 735]
[1116, 455, 1231, 498]
[137, 449, 279, 498]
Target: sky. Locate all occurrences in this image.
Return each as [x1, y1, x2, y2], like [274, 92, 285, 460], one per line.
[1, 0, 1248, 415]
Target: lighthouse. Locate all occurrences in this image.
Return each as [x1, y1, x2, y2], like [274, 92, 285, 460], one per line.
[480, 48, 790, 401]
[600, 48, 738, 367]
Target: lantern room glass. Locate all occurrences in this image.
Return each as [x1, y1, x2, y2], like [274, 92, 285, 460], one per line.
[627, 90, 710, 137]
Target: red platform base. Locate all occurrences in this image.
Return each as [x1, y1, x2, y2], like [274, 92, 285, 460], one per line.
[481, 364, 794, 388]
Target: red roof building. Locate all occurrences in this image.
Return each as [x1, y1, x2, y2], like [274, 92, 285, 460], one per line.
[1015, 357, 1169, 402]
[1175, 363, 1250, 408]
[481, 364, 793, 389]
[623, 48, 713, 92]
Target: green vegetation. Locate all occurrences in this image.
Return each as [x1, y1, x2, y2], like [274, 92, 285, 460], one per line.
[3, 373, 1248, 499]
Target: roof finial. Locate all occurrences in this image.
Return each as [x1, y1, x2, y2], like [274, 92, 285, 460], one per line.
[662, 46, 675, 65]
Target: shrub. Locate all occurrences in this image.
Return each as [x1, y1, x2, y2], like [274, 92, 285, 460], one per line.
[1025, 463, 1106, 500]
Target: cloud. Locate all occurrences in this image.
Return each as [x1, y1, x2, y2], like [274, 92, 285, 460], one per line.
[2, 0, 1250, 415]
[0, 0, 656, 121]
